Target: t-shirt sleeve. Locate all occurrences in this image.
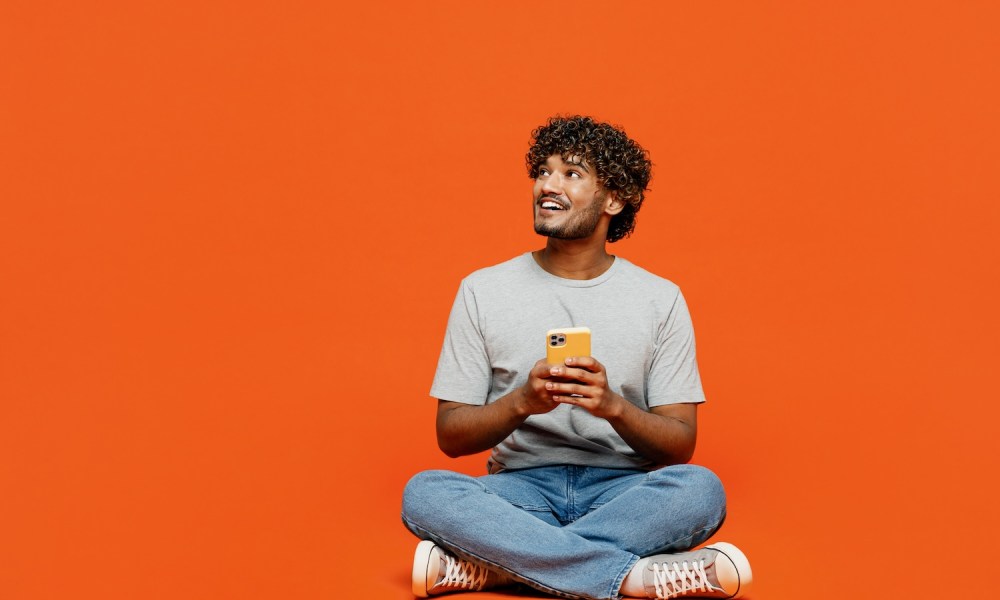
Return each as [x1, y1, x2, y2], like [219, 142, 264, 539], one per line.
[429, 279, 492, 405]
[646, 290, 707, 407]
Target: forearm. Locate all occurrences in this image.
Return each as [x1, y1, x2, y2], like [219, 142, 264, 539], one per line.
[605, 397, 697, 466]
[436, 391, 531, 458]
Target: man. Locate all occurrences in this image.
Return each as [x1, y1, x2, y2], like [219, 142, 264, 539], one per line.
[401, 116, 752, 600]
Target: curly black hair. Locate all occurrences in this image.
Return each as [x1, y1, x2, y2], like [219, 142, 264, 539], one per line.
[526, 115, 652, 243]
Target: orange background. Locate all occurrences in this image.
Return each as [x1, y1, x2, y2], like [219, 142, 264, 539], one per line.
[2, 2, 998, 599]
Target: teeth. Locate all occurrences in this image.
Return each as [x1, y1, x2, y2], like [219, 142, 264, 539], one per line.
[542, 201, 563, 210]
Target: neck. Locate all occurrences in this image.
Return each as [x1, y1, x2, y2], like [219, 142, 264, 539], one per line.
[533, 238, 615, 280]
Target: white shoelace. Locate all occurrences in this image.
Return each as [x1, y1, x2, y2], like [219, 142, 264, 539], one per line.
[439, 554, 490, 591]
[650, 557, 719, 599]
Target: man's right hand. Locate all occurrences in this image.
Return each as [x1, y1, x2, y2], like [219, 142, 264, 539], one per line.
[513, 359, 562, 417]
[436, 358, 562, 457]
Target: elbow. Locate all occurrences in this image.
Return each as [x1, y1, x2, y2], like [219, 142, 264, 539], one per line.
[675, 433, 697, 464]
[435, 403, 469, 458]
[435, 407, 482, 458]
[655, 446, 694, 467]
[438, 440, 464, 459]
[660, 433, 697, 466]
[436, 432, 469, 458]
[674, 444, 696, 465]
[673, 421, 697, 464]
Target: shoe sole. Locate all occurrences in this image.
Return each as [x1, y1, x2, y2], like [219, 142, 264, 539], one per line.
[705, 542, 752, 598]
[412, 540, 437, 598]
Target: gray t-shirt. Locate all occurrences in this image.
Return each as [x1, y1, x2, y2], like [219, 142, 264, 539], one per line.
[430, 253, 705, 473]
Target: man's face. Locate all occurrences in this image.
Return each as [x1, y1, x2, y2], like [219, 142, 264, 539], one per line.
[532, 154, 610, 240]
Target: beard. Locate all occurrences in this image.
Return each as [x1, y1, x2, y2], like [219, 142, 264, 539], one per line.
[534, 193, 606, 240]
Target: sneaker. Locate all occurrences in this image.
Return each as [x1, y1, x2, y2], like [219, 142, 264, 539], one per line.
[411, 540, 507, 597]
[641, 542, 752, 599]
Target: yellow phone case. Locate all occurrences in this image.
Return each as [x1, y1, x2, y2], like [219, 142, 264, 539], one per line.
[545, 327, 591, 365]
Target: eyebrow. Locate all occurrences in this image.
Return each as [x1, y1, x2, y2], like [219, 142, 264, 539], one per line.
[559, 156, 591, 173]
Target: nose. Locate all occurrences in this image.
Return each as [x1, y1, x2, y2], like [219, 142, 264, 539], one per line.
[541, 172, 562, 196]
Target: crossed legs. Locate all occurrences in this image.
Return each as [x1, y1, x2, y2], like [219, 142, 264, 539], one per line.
[401, 464, 728, 600]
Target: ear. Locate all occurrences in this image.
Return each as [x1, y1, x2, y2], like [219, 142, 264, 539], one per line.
[604, 192, 625, 216]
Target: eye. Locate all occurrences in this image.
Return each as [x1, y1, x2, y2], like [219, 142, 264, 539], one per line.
[537, 167, 551, 177]
[567, 170, 582, 179]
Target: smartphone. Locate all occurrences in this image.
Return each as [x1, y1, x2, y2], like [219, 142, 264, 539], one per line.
[545, 327, 591, 365]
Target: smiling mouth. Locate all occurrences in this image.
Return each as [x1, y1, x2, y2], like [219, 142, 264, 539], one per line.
[538, 197, 568, 211]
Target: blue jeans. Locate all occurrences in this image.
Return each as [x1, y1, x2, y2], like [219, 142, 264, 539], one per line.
[401, 464, 726, 600]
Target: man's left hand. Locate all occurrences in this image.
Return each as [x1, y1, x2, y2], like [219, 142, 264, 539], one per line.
[545, 356, 626, 420]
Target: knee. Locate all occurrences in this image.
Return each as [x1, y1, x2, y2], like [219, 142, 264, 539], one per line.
[685, 464, 725, 499]
[651, 464, 727, 511]
[402, 470, 472, 524]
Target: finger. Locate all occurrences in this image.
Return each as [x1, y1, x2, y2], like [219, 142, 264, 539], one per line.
[553, 395, 599, 412]
[531, 359, 556, 379]
[553, 366, 599, 385]
[553, 395, 581, 406]
[549, 363, 601, 385]
[547, 364, 584, 380]
[564, 355, 603, 372]
[545, 381, 589, 397]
